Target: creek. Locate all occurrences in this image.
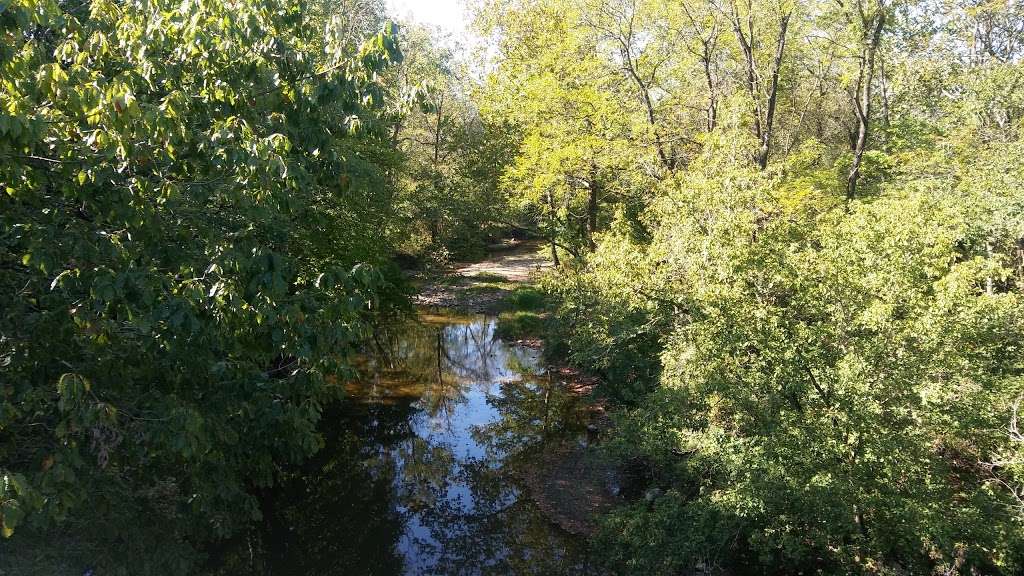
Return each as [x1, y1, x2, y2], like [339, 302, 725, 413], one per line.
[217, 311, 599, 575]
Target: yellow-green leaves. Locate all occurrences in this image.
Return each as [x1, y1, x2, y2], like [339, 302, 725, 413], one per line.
[55, 373, 90, 414]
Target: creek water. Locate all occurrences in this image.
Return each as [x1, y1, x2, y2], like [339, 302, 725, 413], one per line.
[221, 311, 597, 575]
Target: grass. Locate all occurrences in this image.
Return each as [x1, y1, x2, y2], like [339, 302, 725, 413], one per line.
[495, 310, 545, 340]
[435, 274, 468, 286]
[502, 286, 547, 312]
[467, 271, 507, 282]
[494, 285, 551, 340]
[463, 282, 513, 293]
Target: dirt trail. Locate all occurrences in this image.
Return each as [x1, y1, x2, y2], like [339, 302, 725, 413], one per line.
[413, 242, 552, 313]
[452, 245, 552, 282]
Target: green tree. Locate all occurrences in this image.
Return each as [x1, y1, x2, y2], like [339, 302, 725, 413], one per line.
[0, 0, 404, 570]
[503, 0, 1024, 571]
[389, 24, 513, 262]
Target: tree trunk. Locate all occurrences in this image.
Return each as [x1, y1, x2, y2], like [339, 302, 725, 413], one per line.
[586, 165, 599, 251]
[847, 7, 886, 201]
[546, 188, 561, 267]
[731, 4, 762, 150]
[757, 12, 790, 170]
[730, 2, 791, 170]
[702, 44, 718, 131]
[679, 2, 720, 132]
[614, 11, 675, 173]
[879, 56, 891, 128]
[432, 91, 445, 165]
[1017, 237, 1024, 290]
[586, 185, 598, 251]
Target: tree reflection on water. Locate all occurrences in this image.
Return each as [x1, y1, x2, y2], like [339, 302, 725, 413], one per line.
[214, 313, 596, 576]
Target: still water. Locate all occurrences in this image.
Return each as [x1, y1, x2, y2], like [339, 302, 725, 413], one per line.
[222, 312, 596, 575]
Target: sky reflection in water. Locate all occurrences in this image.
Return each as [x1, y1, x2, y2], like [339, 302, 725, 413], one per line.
[237, 312, 592, 576]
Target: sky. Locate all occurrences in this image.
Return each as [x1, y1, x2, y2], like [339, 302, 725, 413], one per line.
[385, 0, 471, 37]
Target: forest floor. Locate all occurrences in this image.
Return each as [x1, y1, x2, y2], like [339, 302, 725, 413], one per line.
[414, 243, 623, 537]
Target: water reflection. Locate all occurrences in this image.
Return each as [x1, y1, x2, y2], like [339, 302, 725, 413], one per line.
[217, 313, 594, 576]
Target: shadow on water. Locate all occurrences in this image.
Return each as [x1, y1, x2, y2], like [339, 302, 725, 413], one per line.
[212, 311, 595, 576]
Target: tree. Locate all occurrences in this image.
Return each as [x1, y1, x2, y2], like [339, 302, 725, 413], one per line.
[533, 0, 1024, 571]
[838, 0, 892, 199]
[723, 0, 794, 169]
[388, 24, 513, 262]
[477, 0, 669, 259]
[0, 0, 405, 569]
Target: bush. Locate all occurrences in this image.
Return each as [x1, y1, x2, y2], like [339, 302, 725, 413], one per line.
[543, 224, 668, 403]
[561, 152, 1024, 574]
[0, 1, 405, 571]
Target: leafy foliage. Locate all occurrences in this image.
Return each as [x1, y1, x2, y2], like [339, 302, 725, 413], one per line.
[0, 0, 406, 570]
[2, 0, 1024, 573]
[388, 23, 518, 263]
[473, 0, 1024, 573]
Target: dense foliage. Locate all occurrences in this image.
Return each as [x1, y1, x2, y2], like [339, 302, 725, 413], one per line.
[1, 0, 407, 570]
[3, 0, 1023, 573]
[387, 23, 520, 264]
[477, 0, 1024, 573]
